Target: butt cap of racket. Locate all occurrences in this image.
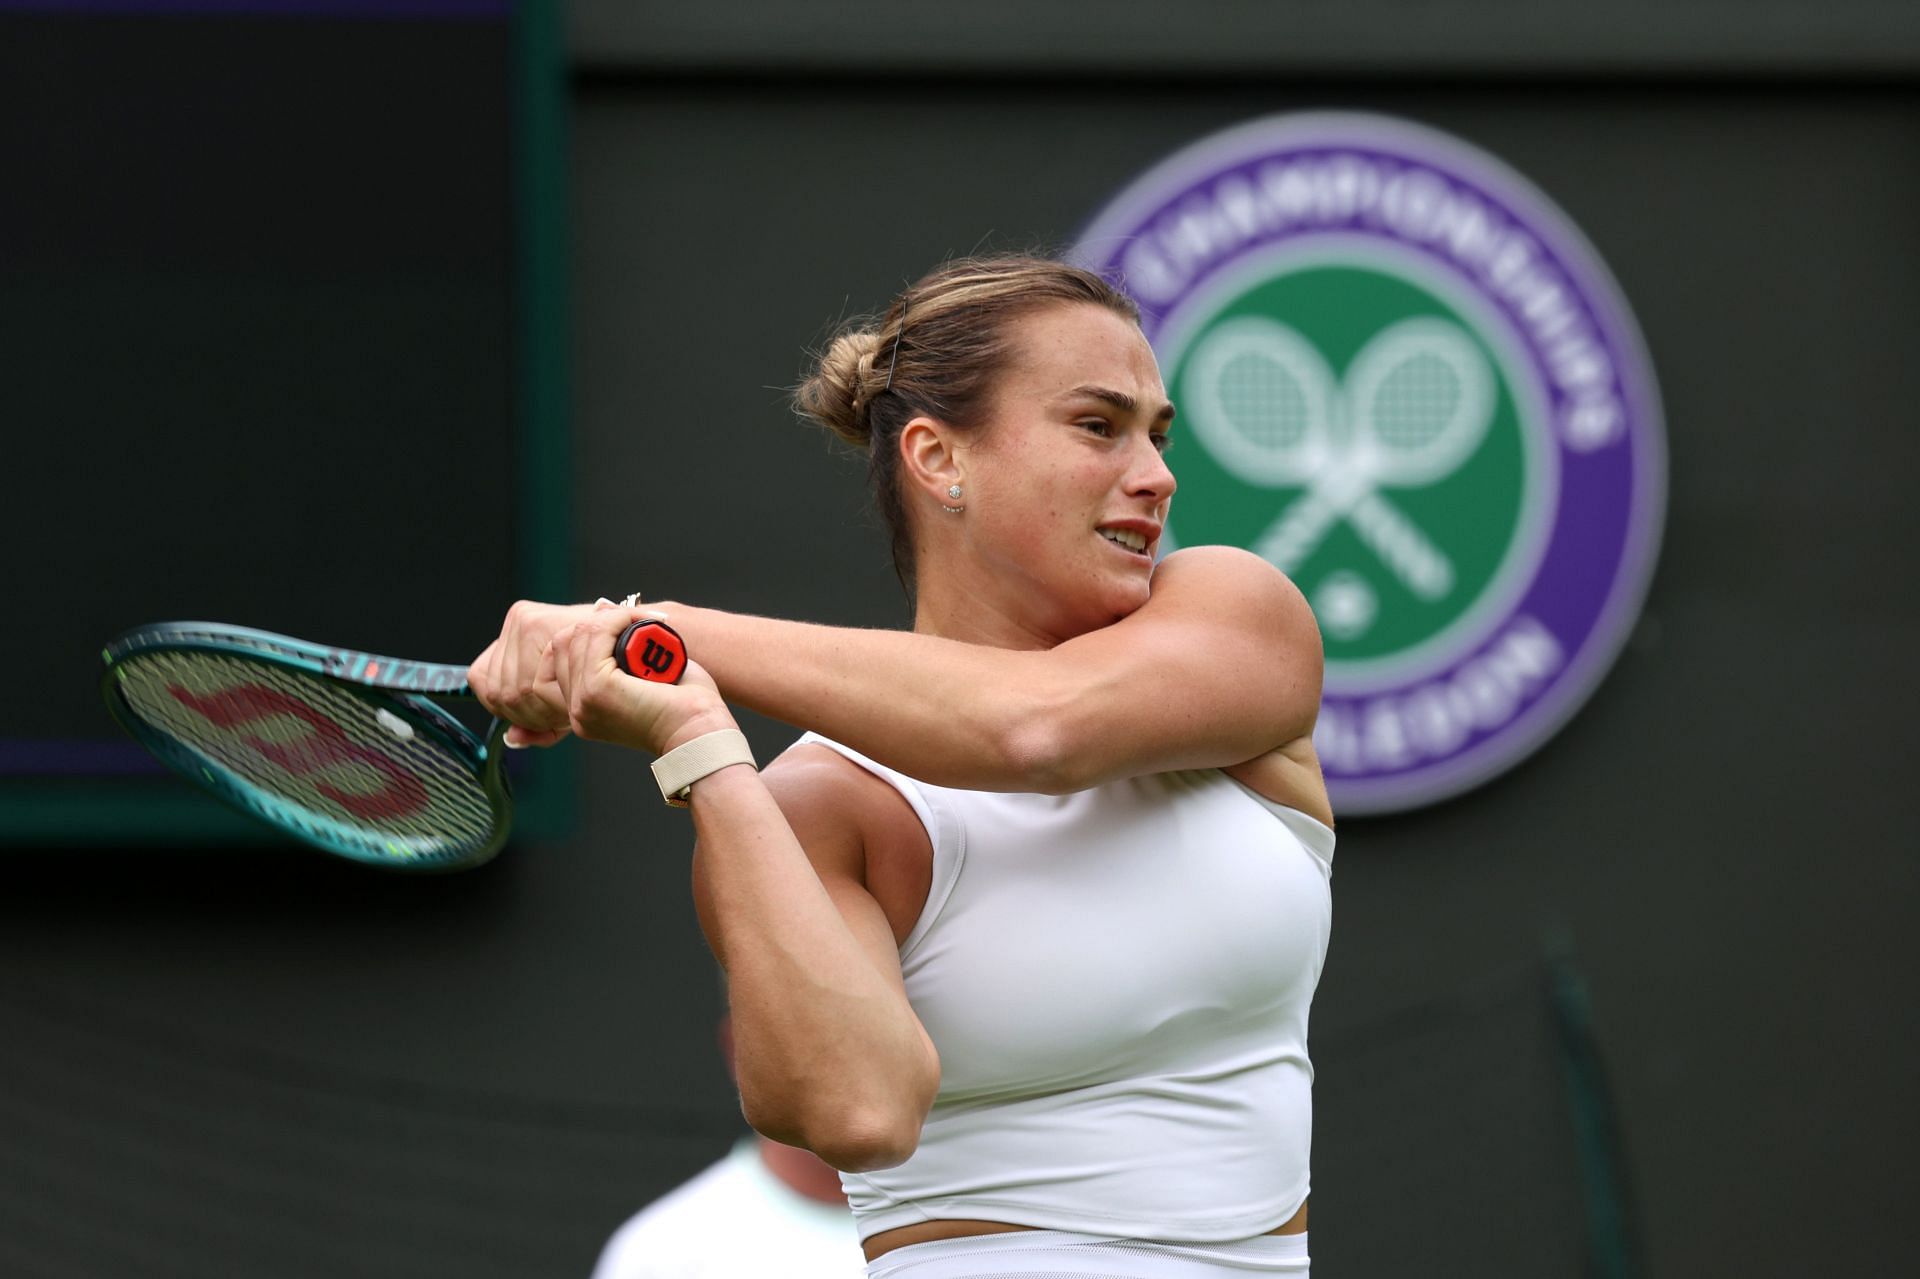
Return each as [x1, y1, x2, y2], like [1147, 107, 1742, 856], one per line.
[613, 619, 687, 683]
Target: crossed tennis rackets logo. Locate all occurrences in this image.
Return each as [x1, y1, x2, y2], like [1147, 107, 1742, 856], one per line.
[1185, 316, 1496, 601]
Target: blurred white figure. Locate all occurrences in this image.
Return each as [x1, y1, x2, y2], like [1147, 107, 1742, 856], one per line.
[590, 1135, 861, 1278]
[591, 1017, 864, 1278]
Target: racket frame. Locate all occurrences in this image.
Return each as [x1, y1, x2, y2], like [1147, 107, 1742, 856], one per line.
[100, 622, 510, 872]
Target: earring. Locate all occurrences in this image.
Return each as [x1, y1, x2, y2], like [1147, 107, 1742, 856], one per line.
[942, 483, 964, 514]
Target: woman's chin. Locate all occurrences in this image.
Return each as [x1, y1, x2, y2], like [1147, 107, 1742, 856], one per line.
[1092, 576, 1154, 625]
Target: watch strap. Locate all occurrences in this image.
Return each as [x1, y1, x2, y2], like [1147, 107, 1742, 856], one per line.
[651, 729, 755, 807]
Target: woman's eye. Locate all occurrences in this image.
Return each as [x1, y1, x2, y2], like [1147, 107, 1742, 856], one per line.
[1151, 432, 1172, 454]
[1078, 418, 1114, 437]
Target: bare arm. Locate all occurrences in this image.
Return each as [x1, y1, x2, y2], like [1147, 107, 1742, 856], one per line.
[658, 546, 1322, 793]
[487, 607, 939, 1170]
[688, 752, 940, 1172]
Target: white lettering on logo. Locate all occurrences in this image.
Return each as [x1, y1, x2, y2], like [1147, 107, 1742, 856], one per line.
[1127, 153, 1627, 452]
[1313, 616, 1566, 771]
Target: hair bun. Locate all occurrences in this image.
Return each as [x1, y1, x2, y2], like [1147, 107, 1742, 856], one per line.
[794, 327, 885, 448]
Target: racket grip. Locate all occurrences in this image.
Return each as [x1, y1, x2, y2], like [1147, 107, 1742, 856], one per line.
[613, 619, 688, 684]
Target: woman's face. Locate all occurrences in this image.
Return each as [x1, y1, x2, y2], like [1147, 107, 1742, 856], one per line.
[947, 302, 1177, 642]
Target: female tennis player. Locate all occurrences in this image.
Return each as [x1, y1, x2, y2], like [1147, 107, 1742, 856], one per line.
[470, 255, 1333, 1278]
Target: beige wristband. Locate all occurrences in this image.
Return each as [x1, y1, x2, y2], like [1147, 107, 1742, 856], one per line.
[651, 729, 755, 808]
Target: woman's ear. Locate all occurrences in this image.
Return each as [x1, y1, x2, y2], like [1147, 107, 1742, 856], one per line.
[898, 416, 965, 508]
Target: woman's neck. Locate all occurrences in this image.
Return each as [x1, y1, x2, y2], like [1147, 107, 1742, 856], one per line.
[910, 564, 1064, 652]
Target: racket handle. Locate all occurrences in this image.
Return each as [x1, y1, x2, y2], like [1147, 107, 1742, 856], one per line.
[613, 619, 688, 684]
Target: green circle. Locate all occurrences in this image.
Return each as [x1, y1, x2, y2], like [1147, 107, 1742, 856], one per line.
[1166, 266, 1529, 663]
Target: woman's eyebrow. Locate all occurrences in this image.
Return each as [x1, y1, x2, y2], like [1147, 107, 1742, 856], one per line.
[1061, 384, 1177, 423]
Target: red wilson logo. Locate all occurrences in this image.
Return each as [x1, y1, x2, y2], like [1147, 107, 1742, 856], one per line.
[167, 682, 429, 821]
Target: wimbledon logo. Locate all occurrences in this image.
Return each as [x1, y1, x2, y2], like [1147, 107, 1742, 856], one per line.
[1073, 113, 1665, 814]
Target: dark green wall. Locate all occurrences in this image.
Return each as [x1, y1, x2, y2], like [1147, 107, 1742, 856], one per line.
[3, 4, 1914, 1277]
[569, 77, 1918, 1277]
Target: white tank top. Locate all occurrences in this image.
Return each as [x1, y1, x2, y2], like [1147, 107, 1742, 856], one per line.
[791, 733, 1335, 1243]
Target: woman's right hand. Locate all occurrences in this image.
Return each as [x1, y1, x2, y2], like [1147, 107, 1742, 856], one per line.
[467, 599, 616, 748]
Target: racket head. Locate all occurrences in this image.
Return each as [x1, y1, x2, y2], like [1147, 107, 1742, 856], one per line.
[100, 623, 510, 872]
[1184, 315, 1337, 487]
[1345, 318, 1495, 485]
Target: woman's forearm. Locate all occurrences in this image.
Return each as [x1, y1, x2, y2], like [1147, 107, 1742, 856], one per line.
[664, 605, 1062, 790]
[652, 548, 1320, 793]
[688, 765, 938, 1171]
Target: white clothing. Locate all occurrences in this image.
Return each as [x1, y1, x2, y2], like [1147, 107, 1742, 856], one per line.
[793, 734, 1335, 1244]
[865, 1229, 1310, 1278]
[591, 1137, 865, 1278]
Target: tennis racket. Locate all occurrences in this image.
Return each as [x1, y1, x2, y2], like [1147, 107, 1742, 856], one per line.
[99, 618, 688, 872]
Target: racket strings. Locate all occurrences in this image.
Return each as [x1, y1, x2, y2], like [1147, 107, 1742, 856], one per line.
[113, 650, 496, 852]
[1219, 351, 1312, 449]
[1369, 351, 1465, 452]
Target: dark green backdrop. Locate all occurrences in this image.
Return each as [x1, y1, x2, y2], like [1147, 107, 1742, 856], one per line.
[3, 3, 1915, 1277]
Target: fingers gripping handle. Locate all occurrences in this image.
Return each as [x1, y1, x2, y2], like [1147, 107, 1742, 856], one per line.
[610, 619, 757, 807]
[613, 619, 688, 684]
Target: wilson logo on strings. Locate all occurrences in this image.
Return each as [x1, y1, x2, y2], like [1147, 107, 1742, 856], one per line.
[167, 681, 430, 821]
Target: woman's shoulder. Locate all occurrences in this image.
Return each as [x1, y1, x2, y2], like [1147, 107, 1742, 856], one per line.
[764, 740, 936, 942]
[1154, 544, 1302, 598]
[764, 739, 933, 854]
[1149, 546, 1314, 634]
[762, 740, 905, 829]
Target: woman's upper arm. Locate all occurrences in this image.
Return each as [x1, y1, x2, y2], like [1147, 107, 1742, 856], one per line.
[686, 748, 939, 1165]
[690, 747, 923, 993]
[1013, 545, 1323, 791]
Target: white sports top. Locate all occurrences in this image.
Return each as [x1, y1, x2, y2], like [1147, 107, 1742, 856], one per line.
[792, 733, 1335, 1243]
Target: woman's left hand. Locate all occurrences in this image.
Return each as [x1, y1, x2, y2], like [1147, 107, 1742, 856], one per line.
[542, 604, 737, 757]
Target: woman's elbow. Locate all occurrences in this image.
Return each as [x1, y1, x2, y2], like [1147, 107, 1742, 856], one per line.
[742, 1098, 923, 1173]
[998, 711, 1087, 795]
[806, 1107, 924, 1172]
[740, 1073, 934, 1173]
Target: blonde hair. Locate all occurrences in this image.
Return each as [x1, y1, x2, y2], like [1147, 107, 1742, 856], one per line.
[793, 254, 1140, 594]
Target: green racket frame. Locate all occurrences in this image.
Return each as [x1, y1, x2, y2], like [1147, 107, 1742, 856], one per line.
[100, 622, 510, 872]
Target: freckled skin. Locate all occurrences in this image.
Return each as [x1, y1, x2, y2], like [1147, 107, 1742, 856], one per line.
[914, 304, 1178, 651]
